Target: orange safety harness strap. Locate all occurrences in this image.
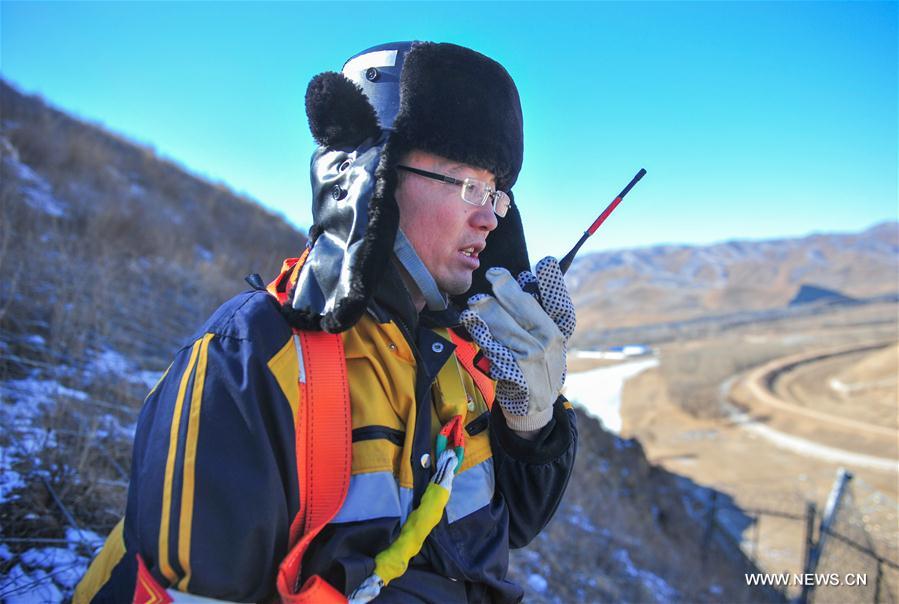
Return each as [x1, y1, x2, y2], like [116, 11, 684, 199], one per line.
[448, 329, 495, 410]
[132, 254, 350, 604]
[268, 252, 351, 603]
[276, 328, 351, 603]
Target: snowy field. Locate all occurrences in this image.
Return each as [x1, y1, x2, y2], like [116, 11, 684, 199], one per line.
[0, 343, 149, 602]
[563, 356, 659, 433]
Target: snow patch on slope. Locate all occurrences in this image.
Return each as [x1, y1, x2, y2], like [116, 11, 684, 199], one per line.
[564, 358, 658, 433]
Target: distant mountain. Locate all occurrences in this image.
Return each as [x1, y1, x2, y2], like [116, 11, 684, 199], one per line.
[566, 222, 898, 342]
[788, 284, 857, 306]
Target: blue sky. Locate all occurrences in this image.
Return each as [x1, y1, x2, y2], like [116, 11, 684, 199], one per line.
[2, 1, 896, 261]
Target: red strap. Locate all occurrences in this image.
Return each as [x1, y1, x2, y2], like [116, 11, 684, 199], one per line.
[134, 253, 349, 603]
[266, 252, 350, 601]
[438, 414, 465, 449]
[267, 248, 310, 305]
[133, 554, 173, 604]
[449, 329, 495, 410]
[276, 329, 352, 603]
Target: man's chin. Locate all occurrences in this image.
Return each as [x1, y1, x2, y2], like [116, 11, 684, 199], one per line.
[437, 272, 473, 297]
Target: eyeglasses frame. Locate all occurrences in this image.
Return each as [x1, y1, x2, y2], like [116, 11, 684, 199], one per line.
[396, 164, 510, 217]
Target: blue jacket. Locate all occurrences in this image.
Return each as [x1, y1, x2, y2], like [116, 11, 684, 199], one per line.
[76, 269, 577, 603]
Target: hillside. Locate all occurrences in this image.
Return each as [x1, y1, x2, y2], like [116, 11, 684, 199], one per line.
[566, 222, 899, 343]
[0, 80, 306, 599]
[0, 80, 778, 602]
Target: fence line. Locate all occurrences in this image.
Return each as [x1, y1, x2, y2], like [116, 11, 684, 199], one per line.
[686, 470, 898, 604]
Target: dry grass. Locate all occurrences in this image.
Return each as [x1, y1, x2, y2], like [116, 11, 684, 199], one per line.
[658, 338, 807, 418]
[0, 79, 307, 594]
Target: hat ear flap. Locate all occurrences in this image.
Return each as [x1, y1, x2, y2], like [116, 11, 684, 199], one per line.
[305, 71, 381, 148]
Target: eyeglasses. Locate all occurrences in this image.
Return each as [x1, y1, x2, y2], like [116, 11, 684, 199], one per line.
[396, 165, 511, 218]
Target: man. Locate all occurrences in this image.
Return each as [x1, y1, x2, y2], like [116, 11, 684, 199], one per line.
[76, 41, 577, 603]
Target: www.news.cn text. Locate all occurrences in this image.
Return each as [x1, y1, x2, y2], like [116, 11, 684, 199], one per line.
[745, 573, 867, 587]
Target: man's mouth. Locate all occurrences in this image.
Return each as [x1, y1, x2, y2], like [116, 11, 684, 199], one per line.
[458, 244, 483, 271]
[459, 242, 485, 258]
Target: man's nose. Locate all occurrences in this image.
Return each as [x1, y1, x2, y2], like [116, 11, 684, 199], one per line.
[471, 202, 499, 232]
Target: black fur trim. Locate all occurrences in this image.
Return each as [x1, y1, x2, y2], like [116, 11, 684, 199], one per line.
[305, 72, 381, 149]
[278, 288, 323, 331]
[307, 223, 323, 244]
[391, 43, 523, 191]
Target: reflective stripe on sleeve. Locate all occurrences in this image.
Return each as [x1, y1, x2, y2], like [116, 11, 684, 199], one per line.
[167, 588, 244, 603]
[399, 486, 414, 525]
[331, 471, 407, 524]
[445, 458, 495, 524]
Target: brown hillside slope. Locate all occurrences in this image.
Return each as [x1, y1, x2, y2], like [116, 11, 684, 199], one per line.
[1, 78, 306, 364]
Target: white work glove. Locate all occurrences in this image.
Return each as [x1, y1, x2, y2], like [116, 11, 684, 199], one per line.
[460, 257, 576, 433]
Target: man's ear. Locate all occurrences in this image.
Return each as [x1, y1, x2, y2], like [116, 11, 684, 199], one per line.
[305, 71, 382, 149]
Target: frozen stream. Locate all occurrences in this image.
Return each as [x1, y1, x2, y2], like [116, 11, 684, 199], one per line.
[563, 356, 659, 434]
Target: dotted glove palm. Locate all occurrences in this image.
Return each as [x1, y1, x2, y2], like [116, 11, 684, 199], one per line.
[460, 257, 576, 432]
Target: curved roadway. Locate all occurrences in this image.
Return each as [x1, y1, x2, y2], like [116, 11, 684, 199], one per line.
[725, 341, 898, 473]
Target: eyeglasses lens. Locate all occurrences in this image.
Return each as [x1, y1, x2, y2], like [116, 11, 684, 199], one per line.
[492, 191, 510, 218]
[461, 179, 486, 206]
[462, 178, 508, 217]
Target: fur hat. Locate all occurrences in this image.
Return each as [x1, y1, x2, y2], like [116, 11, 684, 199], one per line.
[289, 41, 530, 332]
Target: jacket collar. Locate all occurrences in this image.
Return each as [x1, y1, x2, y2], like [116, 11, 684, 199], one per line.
[369, 260, 463, 333]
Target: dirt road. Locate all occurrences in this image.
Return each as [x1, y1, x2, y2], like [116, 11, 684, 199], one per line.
[726, 340, 898, 472]
[737, 341, 896, 439]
